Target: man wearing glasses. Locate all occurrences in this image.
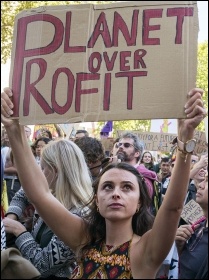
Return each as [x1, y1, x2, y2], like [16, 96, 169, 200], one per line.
[115, 132, 144, 165]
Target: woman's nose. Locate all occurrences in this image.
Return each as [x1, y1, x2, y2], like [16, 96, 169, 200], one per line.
[112, 188, 121, 199]
[197, 181, 205, 190]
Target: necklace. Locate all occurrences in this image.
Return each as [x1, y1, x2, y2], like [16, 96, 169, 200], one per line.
[102, 233, 134, 255]
[103, 243, 120, 254]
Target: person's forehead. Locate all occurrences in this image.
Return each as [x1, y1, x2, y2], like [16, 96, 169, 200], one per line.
[161, 162, 170, 166]
[120, 137, 133, 143]
[100, 168, 138, 184]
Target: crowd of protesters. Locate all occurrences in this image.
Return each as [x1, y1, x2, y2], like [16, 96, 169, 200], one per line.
[1, 87, 208, 279]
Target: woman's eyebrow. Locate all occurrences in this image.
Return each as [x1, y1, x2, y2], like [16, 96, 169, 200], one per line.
[101, 180, 135, 185]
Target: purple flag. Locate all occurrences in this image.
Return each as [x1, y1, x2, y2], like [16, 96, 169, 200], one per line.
[100, 121, 113, 137]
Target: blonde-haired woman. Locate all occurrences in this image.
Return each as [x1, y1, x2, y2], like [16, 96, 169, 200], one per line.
[4, 139, 93, 278]
[41, 139, 92, 208]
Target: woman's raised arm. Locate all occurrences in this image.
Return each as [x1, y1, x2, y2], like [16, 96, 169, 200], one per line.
[140, 88, 207, 269]
[1, 88, 87, 251]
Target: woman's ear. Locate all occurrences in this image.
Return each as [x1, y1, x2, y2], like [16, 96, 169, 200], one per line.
[94, 194, 98, 206]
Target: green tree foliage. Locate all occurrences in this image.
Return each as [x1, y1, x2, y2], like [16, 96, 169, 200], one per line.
[95, 120, 151, 138]
[196, 41, 208, 105]
[196, 41, 208, 131]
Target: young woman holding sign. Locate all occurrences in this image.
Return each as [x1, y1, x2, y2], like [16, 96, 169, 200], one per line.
[1, 87, 206, 279]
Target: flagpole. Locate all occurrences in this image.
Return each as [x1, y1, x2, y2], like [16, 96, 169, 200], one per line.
[91, 122, 95, 137]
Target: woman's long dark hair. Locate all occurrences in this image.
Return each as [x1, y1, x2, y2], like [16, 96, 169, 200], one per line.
[84, 162, 154, 249]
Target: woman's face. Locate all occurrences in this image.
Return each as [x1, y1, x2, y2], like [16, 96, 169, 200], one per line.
[142, 152, 152, 164]
[96, 168, 140, 222]
[35, 140, 47, 157]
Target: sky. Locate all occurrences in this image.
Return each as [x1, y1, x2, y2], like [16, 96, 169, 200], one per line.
[197, 1, 208, 42]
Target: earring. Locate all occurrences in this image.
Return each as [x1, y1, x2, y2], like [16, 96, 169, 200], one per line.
[136, 204, 140, 213]
[97, 206, 99, 212]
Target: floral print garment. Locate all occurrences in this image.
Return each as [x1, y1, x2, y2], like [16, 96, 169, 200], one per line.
[71, 239, 133, 279]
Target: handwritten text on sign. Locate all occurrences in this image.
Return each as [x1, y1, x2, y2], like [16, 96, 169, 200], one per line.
[10, 1, 198, 124]
[181, 199, 204, 224]
[117, 130, 207, 154]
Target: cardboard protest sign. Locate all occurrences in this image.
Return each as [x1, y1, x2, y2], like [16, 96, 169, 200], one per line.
[193, 130, 208, 155]
[101, 137, 115, 153]
[9, 1, 198, 125]
[58, 123, 75, 136]
[150, 119, 178, 134]
[33, 124, 58, 139]
[117, 130, 207, 154]
[181, 199, 204, 224]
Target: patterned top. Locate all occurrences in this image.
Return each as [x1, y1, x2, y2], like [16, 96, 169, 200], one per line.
[1, 218, 6, 251]
[71, 238, 133, 279]
[6, 188, 88, 278]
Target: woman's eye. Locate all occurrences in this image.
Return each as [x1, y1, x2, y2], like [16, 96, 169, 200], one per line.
[123, 185, 131, 190]
[103, 184, 113, 190]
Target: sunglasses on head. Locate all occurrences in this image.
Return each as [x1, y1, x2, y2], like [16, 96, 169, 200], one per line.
[116, 142, 135, 148]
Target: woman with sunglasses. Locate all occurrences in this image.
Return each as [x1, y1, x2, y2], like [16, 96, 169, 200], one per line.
[1, 87, 206, 279]
[175, 171, 208, 279]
